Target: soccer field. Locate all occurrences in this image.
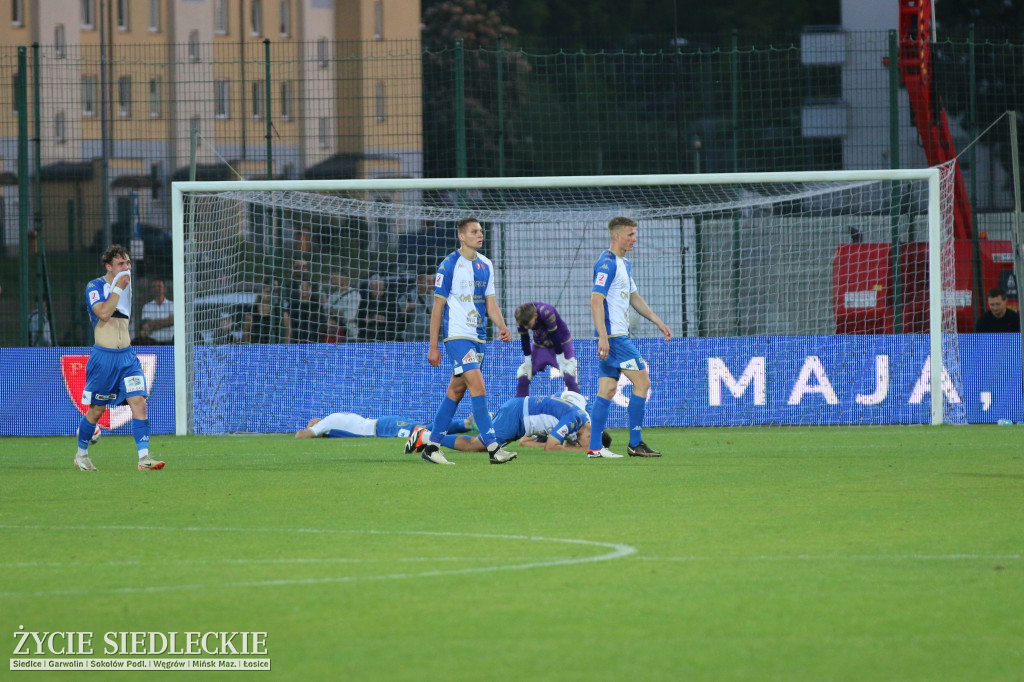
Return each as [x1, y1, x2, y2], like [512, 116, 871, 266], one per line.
[2, 427, 1021, 681]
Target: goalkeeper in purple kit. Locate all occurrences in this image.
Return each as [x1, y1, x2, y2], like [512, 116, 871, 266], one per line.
[513, 302, 579, 397]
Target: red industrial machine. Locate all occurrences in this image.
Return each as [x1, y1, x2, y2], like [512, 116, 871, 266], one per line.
[832, 0, 1016, 334]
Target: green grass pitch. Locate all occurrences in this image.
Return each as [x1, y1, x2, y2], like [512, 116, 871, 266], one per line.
[1, 427, 1021, 681]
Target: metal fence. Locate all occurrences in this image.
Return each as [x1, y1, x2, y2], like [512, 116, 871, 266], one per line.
[1, 30, 1021, 346]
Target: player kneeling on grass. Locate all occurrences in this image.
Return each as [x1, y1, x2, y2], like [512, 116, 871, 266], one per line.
[295, 412, 474, 439]
[406, 391, 611, 458]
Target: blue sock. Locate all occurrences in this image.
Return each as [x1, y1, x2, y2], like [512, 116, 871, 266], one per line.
[440, 434, 460, 449]
[448, 418, 470, 434]
[589, 396, 612, 450]
[77, 416, 95, 450]
[628, 393, 646, 447]
[131, 418, 151, 454]
[430, 396, 460, 443]
[471, 395, 496, 448]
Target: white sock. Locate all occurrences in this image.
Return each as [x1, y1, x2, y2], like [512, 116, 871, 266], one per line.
[76, 447, 88, 457]
[137, 448, 149, 460]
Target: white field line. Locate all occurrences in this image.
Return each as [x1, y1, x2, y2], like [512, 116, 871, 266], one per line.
[636, 554, 1022, 561]
[0, 525, 636, 598]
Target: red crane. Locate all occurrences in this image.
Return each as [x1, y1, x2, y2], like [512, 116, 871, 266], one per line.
[897, 0, 972, 241]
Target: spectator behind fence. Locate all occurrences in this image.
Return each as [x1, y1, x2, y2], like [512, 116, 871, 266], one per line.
[974, 286, 1021, 333]
[324, 271, 360, 342]
[399, 272, 435, 341]
[358, 275, 399, 342]
[140, 278, 174, 345]
[291, 277, 326, 343]
[29, 300, 53, 346]
[243, 279, 292, 344]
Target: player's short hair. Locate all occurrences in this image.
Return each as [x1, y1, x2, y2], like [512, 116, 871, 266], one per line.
[515, 303, 537, 328]
[456, 217, 481, 233]
[102, 243, 130, 266]
[608, 216, 637, 233]
[987, 286, 1008, 300]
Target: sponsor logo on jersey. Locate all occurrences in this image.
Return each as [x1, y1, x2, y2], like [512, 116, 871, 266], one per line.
[461, 349, 479, 364]
[595, 273, 608, 287]
[621, 358, 639, 370]
[556, 425, 569, 438]
[88, 290, 101, 305]
[435, 273, 444, 287]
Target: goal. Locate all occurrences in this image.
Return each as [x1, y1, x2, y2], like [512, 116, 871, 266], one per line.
[171, 167, 965, 434]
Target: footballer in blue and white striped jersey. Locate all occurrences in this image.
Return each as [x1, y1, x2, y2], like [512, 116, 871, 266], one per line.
[433, 249, 496, 342]
[591, 249, 638, 338]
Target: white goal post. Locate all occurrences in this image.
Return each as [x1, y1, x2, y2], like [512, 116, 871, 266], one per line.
[171, 168, 957, 435]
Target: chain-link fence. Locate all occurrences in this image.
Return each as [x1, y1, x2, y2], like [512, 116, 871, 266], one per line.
[1, 31, 1021, 346]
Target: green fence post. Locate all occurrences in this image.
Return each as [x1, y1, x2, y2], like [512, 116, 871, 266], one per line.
[455, 38, 466, 180]
[17, 47, 30, 346]
[496, 36, 505, 178]
[968, 26, 984, 321]
[67, 199, 82, 346]
[888, 30, 903, 333]
[264, 38, 273, 181]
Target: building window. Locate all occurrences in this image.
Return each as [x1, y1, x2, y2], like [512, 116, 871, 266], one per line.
[55, 112, 66, 144]
[82, 76, 97, 116]
[149, 78, 160, 117]
[116, 0, 129, 31]
[318, 118, 329, 149]
[317, 38, 328, 68]
[55, 25, 67, 58]
[12, 0, 24, 26]
[188, 30, 200, 61]
[280, 80, 291, 120]
[118, 76, 132, 117]
[279, 0, 290, 37]
[251, 0, 262, 36]
[214, 0, 227, 34]
[251, 81, 264, 119]
[215, 80, 230, 118]
[11, 74, 18, 115]
[149, 0, 160, 32]
[374, 1, 383, 40]
[375, 81, 386, 121]
[81, 0, 95, 29]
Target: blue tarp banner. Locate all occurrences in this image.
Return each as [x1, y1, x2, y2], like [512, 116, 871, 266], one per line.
[2, 335, 1021, 436]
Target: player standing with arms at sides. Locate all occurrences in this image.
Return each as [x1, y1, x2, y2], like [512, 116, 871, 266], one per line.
[513, 302, 579, 397]
[588, 217, 672, 458]
[420, 217, 517, 465]
[74, 244, 164, 471]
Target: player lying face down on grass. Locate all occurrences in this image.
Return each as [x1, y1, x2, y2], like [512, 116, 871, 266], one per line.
[295, 413, 473, 439]
[406, 391, 610, 454]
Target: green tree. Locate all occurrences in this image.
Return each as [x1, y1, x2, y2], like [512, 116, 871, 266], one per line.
[421, 0, 532, 178]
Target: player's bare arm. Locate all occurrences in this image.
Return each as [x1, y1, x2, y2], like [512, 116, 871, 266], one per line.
[591, 292, 610, 358]
[630, 291, 673, 340]
[427, 295, 446, 367]
[486, 296, 512, 342]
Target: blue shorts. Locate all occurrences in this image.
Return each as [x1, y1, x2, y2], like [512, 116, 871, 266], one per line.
[490, 398, 526, 445]
[598, 337, 647, 379]
[82, 345, 148, 406]
[444, 339, 486, 375]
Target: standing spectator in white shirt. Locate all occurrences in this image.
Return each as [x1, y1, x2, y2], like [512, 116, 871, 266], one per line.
[140, 279, 174, 345]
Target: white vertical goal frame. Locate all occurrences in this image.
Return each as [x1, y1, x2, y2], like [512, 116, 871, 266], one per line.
[171, 168, 952, 434]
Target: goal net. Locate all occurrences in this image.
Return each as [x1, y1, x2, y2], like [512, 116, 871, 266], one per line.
[171, 167, 965, 434]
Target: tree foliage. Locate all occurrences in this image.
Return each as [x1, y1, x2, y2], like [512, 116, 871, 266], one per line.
[422, 0, 532, 178]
